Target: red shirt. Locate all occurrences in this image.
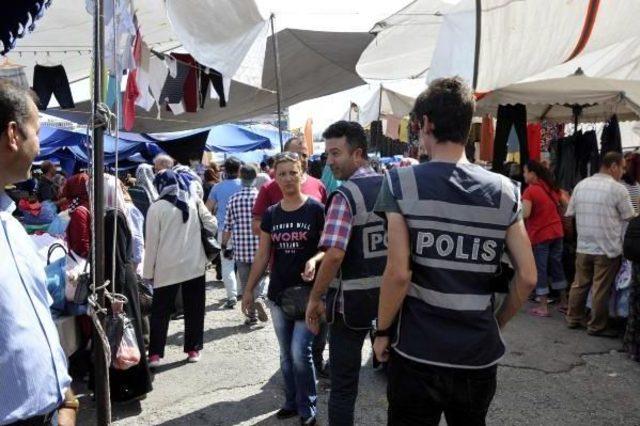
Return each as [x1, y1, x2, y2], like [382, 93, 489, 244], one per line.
[522, 181, 564, 245]
[252, 174, 327, 218]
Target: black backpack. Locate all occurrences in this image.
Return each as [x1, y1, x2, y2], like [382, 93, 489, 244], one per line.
[624, 216, 640, 262]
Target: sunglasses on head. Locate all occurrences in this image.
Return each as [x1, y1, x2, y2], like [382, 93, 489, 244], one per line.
[274, 152, 300, 161]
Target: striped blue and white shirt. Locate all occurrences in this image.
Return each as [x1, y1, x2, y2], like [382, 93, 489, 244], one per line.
[0, 192, 71, 424]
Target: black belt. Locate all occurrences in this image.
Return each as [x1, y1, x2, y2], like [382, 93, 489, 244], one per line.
[7, 411, 55, 426]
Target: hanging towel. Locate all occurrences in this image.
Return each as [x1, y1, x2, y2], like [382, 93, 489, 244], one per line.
[527, 123, 542, 161]
[479, 115, 494, 162]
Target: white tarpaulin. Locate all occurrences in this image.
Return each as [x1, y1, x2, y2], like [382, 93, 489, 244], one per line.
[342, 86, 414, 126]
[166, 0, 269, 88]
[357, 0, 640, 92]
[475, 74, 640, 124]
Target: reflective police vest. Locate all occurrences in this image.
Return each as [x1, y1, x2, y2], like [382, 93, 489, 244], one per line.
[326, 174, 387, 329]
[388, 162, 519, 369]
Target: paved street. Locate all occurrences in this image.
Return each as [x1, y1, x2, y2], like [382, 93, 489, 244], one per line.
[77, 274, 640, 425]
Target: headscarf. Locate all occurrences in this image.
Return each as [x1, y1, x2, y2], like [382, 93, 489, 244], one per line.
[62, 172, 90, 213]
[135, 164, 159, 201]
[173, 164, 203, 200]
[104, 174, 129, 216]
[154, 169, 191, 222]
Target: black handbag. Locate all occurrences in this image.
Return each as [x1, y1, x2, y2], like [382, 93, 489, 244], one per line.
[197, 201, 220, 261]
[278, 285, 312, 320]
[137, 275, 153, 316]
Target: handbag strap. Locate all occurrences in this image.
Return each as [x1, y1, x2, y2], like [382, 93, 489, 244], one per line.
[47, 243, 67, 265]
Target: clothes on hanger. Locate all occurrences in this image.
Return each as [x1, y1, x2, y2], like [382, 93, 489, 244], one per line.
[0, 1, 51, 55]
[601, 114, 622, 156]
[576, 129, 599, 179]
[479, 115, 494, 162]
[170, 53, 199, 113]
[493, 104, 528, 173]
[200, 67, 227, 108]
[527, 123, 542, 161]
[124, 69, 139, 131]
[32, 64, 75, 110]
[553, 135, 580, 191]
[541, 121, 564, 152]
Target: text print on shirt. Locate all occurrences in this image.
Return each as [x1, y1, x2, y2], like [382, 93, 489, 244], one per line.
[272, 221, 312, 253]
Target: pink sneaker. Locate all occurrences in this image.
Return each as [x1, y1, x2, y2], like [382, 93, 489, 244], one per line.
[187, 351, 201, 363]
[148, 355, 161, 368]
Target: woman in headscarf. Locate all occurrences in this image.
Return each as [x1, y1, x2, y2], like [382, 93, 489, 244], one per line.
[103, 174, 153, 402]
[203, 163, 221, 202]
[144, 169, 217, 366]
[62, 172, 91, 258]
[173, 164, 204, 200]
[129, 164, 158, 219]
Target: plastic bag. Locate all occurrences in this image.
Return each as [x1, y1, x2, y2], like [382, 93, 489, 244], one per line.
[113, 317, 141, 370]
[47, 212, 70, 236]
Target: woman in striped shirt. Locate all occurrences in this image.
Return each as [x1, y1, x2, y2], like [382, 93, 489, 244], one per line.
[622, 153, 640, 215]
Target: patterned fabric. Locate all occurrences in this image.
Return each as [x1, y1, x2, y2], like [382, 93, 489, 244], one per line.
[624, 263, 640, 362]
[224, 186, 259, 263]
[319, 167, 377, 251]
[62, 172, 90, 213]
[153, 169, 191, 222]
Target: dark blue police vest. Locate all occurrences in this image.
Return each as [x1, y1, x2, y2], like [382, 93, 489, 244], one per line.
[326, 174, 387, 329]
[388, 163, 520, 369]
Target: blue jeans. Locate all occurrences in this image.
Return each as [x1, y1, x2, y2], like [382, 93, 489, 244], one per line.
[269, 303, 317, 419]
[533, 238, 567, 296]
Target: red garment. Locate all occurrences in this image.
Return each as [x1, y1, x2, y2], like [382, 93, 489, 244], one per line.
[18, 199, 42, 216]
[170, 53, 198, 113]
[67, 205, 91, 258]
[252, 175, 327, 218]
[479, 115, 494, 162]
[62, 173, 90, 204]
[124, 70, 140, 131]
[527, 123, 542, 161]
[522, 181, 563, 245]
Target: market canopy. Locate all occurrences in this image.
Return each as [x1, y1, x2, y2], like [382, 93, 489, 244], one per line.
[47, 28, 373, 132]
[343, 86, 415, 126]
[356, 0, 640, 92]
[475, 74, 640, 123]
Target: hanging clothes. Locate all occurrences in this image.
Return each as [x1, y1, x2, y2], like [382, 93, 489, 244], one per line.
[200, 67, 227, 108]
[576, 129, 599, 180]
[601, 114, 622, 156]
[124, 70, 139, 131]
[0, 64, 29, 89]
[479, 115, 494, 162]
[32, 64, 75, 110]
[493, 104, 528, 173]
[146, 52, 169, 111]
[170, 53, 199, 113]
[159, 57, 188, 106]
[384, 116, 401, 139]
[553, 135, 580, 191]
[541, 120, 564, 152]
[527, 123, 542, 161]
[398, 117, 410, 143]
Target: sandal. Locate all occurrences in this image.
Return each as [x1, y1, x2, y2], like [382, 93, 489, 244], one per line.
[528, 307, 551, 317]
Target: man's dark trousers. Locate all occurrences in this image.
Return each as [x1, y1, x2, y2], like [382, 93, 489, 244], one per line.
[387, 352, 497, 426]
[328, 314, 369, 426]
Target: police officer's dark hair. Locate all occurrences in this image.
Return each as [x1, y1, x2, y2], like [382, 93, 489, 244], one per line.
[224, 156, 242, 177]
[0, 81, 37, 136]
[412, 77, 475, 145]
[322, 120, 368, 159]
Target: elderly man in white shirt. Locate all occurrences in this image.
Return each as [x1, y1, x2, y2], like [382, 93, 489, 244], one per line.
[565, 151, 636, 337]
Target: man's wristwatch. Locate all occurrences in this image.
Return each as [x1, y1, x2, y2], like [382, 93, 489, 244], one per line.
[61, 389, 80, 411]
[374, 327, 391, 338]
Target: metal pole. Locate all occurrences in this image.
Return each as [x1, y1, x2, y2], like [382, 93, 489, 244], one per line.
[269, 14, 284, 152]
[92, 0, 110, 424]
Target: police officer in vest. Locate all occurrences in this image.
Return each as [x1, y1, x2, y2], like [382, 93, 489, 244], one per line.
[373, 77, 537, 425]
[306, 121, 387, 426]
